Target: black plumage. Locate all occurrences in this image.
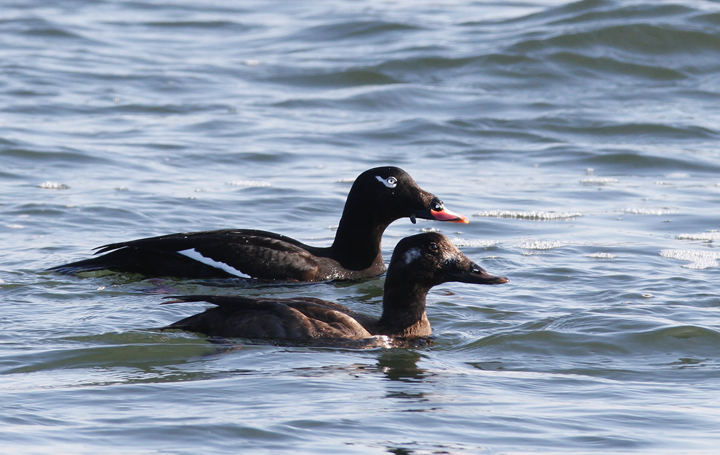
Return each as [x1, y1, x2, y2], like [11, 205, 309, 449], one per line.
[50, 167, 468, 281]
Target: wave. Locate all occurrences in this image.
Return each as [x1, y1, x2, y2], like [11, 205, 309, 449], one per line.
[474, 210, 581, 220]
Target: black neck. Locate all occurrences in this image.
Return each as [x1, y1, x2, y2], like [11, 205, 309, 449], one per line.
[375, 276, 432, 338]
[330, 200, 392, 270]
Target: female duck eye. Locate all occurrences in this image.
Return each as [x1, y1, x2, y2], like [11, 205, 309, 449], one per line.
[376, 175, 398, 188]
[429, 243, 439, 252]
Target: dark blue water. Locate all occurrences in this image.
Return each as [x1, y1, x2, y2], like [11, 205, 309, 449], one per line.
[2, 1, 720, 453]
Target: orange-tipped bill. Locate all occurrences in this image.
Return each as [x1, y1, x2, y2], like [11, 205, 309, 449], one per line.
[430, 207, 469, 224]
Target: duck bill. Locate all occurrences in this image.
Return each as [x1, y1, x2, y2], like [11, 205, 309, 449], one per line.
[430, 207, 469, 224]
[447, 261, 508, 285]
[411, 206, 469, 224]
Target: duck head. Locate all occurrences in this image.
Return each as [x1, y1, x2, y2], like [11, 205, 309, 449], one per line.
[349, 166, 468, 225]
[389, 232, 508, 288]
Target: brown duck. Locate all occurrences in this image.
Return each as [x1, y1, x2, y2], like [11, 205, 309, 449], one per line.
[164, 232, 508, 344]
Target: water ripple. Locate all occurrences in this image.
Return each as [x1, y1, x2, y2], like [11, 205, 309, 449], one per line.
[660, 249, 720, 269]
[474, 210, 581, 220]
[292, 20, 423, 42]
[3, 0, 720, 453]
[676, 232, 720, 241]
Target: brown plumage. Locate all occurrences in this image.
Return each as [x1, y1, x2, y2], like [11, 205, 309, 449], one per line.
[164, 232, 508, 345]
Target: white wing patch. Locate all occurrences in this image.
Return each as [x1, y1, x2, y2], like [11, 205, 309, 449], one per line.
[403, 247, 422, 265]
[178, 248, 252, 278]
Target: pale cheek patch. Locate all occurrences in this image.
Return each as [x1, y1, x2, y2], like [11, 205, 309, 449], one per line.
[178, 248, 252, 279]
[403, 247, 422, 265]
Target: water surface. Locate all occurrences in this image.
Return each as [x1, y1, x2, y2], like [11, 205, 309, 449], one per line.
[2, 0, 720, 453]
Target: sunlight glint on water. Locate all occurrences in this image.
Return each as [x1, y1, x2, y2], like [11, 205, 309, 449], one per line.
[1, 0, 720, 453]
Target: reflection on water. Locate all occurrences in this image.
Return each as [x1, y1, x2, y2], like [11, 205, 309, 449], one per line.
[376, 349, 427, 383]
[2, 0, 720, 453]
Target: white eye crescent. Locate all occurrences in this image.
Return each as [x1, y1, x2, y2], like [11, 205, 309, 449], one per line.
[376, 175, 397, 188]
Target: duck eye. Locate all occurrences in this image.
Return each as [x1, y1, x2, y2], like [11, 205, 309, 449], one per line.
[432, 201, 444, 211]
[429, 243, 439, 253]
[375, 175, 398, 188]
